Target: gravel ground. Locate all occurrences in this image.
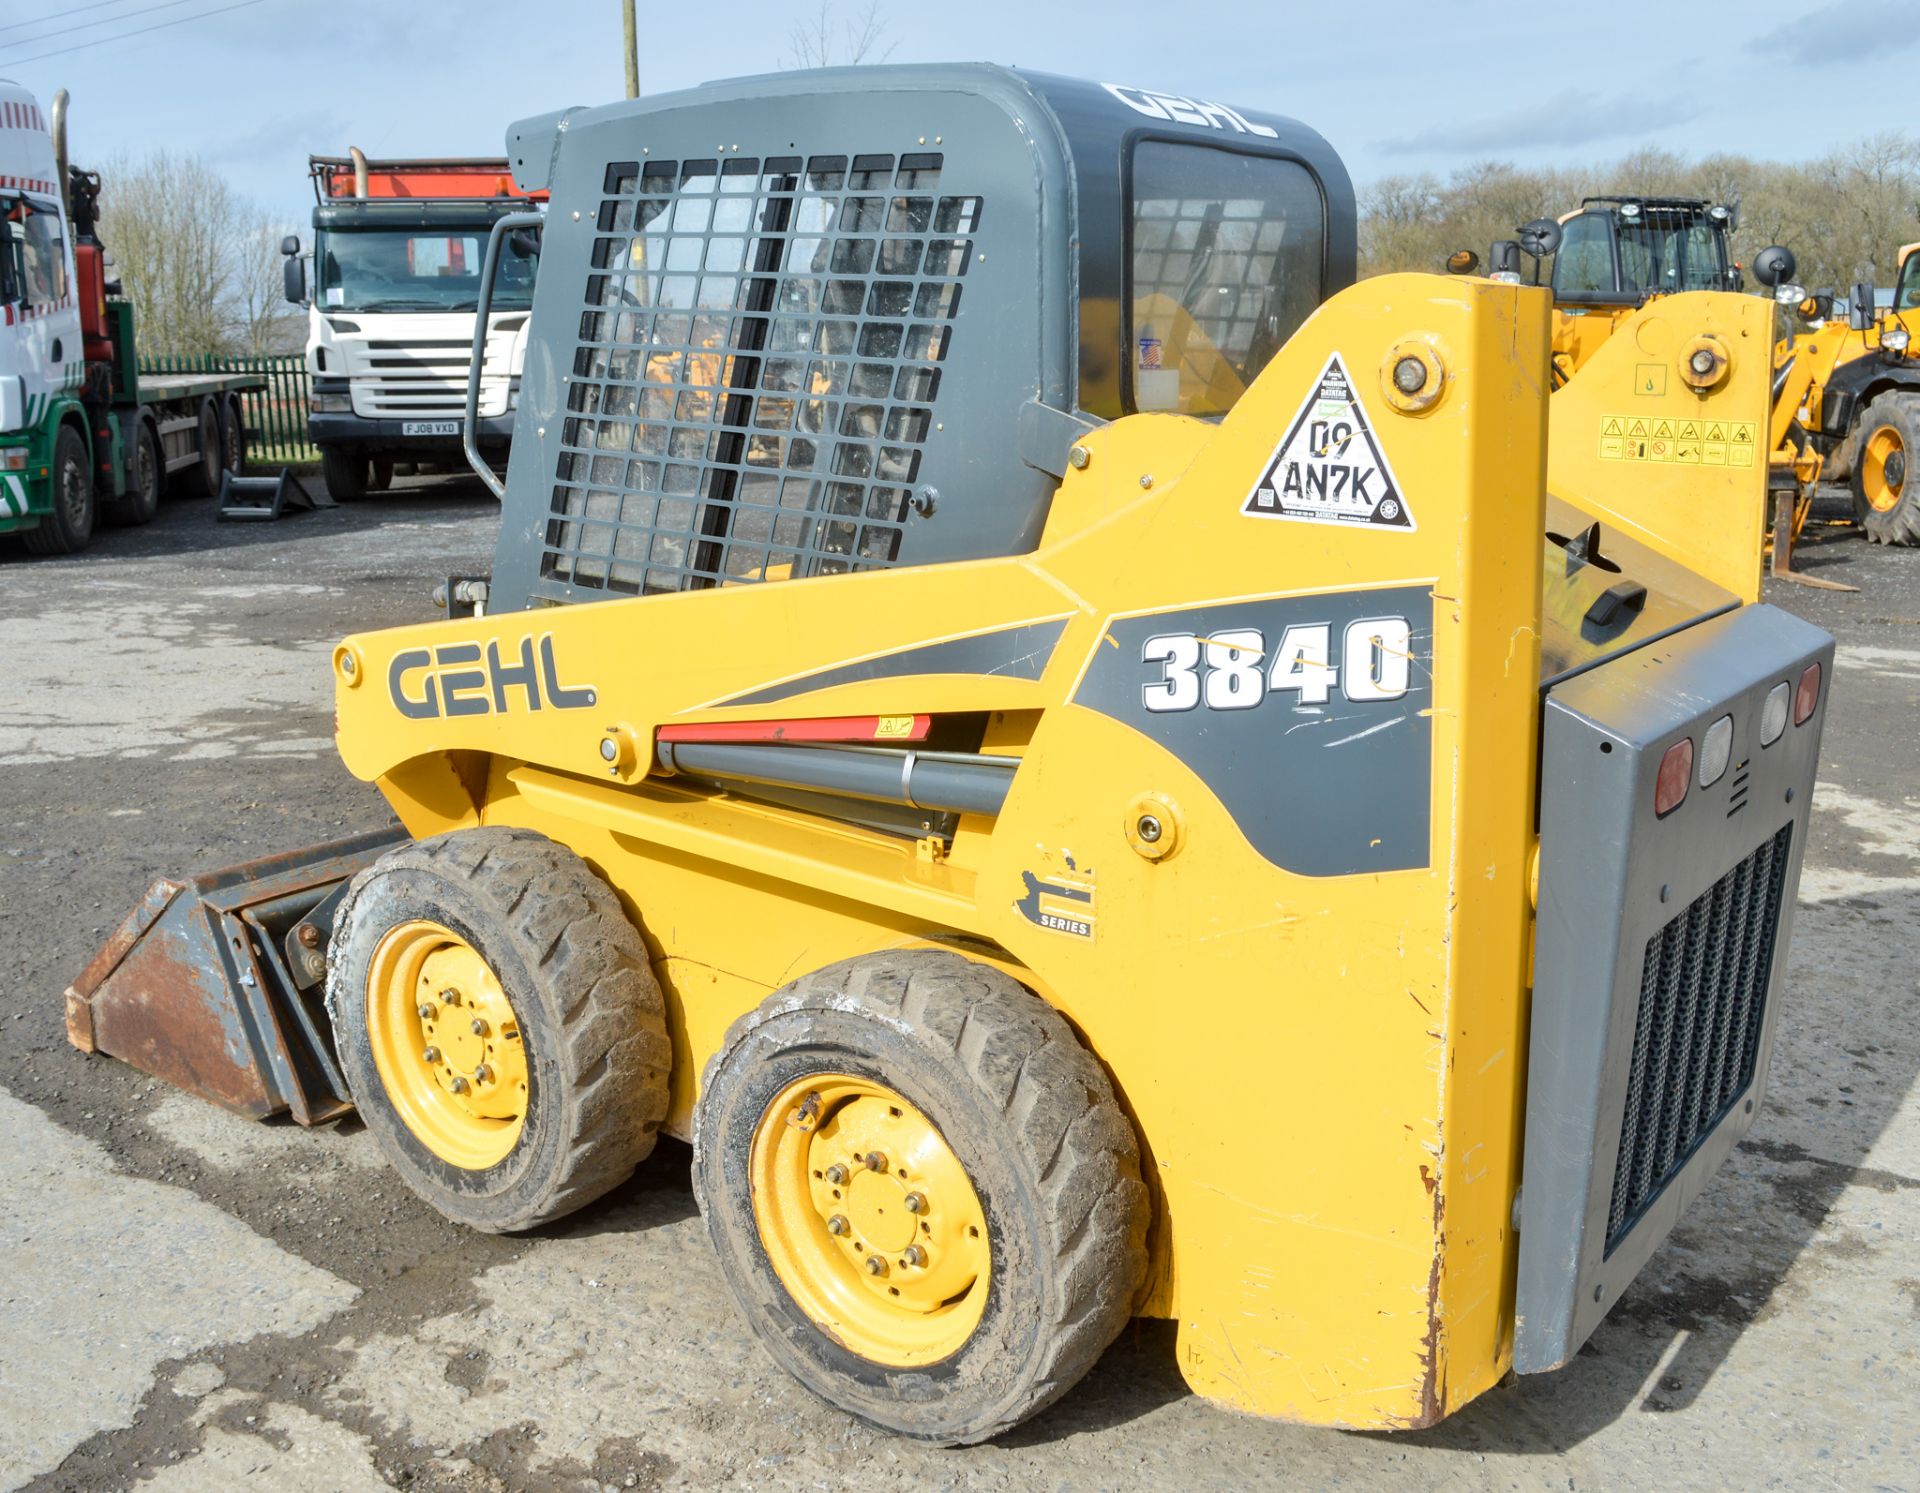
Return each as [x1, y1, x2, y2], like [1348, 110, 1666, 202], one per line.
[0, 480, 1914, 1492]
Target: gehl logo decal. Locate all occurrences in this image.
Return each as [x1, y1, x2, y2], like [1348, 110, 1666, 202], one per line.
[388, 634, 598, 719]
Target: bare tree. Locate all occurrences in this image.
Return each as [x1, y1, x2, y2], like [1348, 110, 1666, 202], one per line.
[100, 150, 236, 358]
[1357, 133, 1920, 295]
[783, 0, 896, 68]
[96, 150, 301, 358]
[229, 211, 305, 356]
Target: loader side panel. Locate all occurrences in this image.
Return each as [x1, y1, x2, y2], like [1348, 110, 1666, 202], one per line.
[1515, 603, 1831, 1371]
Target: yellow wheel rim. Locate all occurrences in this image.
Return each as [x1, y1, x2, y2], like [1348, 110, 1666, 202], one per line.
[750, 1074, 990, 1366]
[1864, 424, 1906, 512]
[366, 920, 529, 1170]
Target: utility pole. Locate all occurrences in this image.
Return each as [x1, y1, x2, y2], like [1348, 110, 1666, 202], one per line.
[622, 0, 639, 99]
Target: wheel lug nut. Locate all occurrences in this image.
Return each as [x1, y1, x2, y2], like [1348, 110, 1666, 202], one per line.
[421, 1046, 440, 1064]
[440, 987, 461, 1006]
[902, 1245, 925, 1267]
[449, 1076, 470, 1094]
[865, 1255, 887, 1276]
[863, 1151, 888, 1173]
[826, 1214, 849, 1236]
[825, 1164, 848, 1186]
[904, 1192, 926, 1214]
[470, 1018, 489, 1037]
[417, 1002, 437, 1021]
[474, 1063, 493, 1083]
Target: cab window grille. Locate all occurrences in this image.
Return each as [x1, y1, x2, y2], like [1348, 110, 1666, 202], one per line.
[1605, 822, 1792, 1252]
[545, 151, 976, 595]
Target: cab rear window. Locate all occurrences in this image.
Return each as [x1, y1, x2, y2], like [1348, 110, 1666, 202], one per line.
[1128, 143, 1323, 417]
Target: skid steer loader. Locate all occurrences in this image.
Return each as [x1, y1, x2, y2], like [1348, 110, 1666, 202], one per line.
[67, 67, 1833, 1443]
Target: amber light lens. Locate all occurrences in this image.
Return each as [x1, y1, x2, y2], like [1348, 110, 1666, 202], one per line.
[1795, 662, 1821, 725]
[1655, 738, 1694, 817]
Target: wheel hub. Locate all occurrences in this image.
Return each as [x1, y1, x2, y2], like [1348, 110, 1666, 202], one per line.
[366, 921, 528, 1168]
[750, 1074, 990, 1365]
[1866, 425, 1907, 512]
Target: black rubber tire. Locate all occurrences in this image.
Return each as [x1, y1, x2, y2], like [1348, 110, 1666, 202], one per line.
[102, 418, 162, 527]
[370, 456, 395, 492]
[327, 827, 673, 1233]
[321, 447, 369, 501]
[693, 950, 1149, 1445]
[177, 398, 222, 498]
[1851, 394, 1920, 545]
[218, 396, 245, 478]
[22, 423, 96, 555]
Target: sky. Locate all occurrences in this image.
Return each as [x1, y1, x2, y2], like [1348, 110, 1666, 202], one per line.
[4, 0, 1917, 229]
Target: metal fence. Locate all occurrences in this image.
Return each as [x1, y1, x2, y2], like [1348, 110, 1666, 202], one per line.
[138, 353, 316, 465]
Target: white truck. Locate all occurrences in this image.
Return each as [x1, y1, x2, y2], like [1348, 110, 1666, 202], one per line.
[0, 82, 258, 555]
[281, 154, 541, 500]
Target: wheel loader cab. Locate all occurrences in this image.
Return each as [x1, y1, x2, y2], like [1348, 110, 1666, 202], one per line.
[1550, 197, 1739, 307]
[69, 66, 1836, 1448]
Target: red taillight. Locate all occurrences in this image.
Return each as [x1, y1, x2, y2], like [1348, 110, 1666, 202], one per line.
[1794, 661, 1821, 725]
[1655, 738, 1693, 817]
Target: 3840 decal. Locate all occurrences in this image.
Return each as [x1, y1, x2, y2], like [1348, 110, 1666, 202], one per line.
[1140, 617, 1413, 713]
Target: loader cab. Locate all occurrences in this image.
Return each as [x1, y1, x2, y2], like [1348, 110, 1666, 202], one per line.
[1892, 242, 1920, 313]
[1551, 197, 1738, 307]
[488, 66, 1353, 612]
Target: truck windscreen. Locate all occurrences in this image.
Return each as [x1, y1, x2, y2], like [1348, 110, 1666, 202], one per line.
[317, 226, 535, 314]
[1127, 142, 1324, 417]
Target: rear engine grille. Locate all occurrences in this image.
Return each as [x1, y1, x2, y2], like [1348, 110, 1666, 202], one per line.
[1605, 822, 1792, 1250]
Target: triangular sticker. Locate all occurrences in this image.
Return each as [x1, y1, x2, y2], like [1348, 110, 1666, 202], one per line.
[1653, 419, 1674, 439]
[1706, 421, 1726, 440]
[1628, 418, 1649, 436]
[1602, 416, 1623, 435]
[1241, 354, 1415, 531]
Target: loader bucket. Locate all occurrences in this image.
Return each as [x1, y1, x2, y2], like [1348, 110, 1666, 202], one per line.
[64, 829, 406, 1125]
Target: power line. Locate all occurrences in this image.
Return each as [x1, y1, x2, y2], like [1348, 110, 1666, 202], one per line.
[5, 0, 271, 65]
[0, 0, 140, 37]
[0, 0, 210, 54]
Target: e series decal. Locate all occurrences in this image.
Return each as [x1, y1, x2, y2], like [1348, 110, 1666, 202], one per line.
[1243, 354, 1415, 531]
[1014, 856, 1097, 940]
[388, 635, 598, 719]
[1074, 589, 1434, 876]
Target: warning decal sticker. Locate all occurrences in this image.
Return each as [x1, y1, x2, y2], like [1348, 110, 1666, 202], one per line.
[1599, 412, 1756, 467]
[1242, 354, 1415, 531]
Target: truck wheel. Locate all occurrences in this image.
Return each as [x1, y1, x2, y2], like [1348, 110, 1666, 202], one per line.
[176, 399, 222, 498]
[322, 448, 369, 501]
[218, 396, 245, 477]
[693, 950, 1149, 1445]
[23, 424, 96, 555]
[1852, 395, 1920, 545]
[327, 827, 672, 1233]
[370, 456, 395, 492]
[103, 419, 162, 527]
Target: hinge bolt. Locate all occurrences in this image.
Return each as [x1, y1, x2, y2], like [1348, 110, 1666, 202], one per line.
[297, 923, 321, 949]
[1067, 444, 1090, 470]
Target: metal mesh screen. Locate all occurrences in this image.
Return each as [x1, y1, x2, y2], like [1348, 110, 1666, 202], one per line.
[1605, 822, 1793, 1251]
[545, 151, 978, 595]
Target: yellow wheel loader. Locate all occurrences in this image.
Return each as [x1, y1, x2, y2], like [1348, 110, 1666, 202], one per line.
[67, 67, 1833, 1443]
[1763, 243, 1920, 547]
